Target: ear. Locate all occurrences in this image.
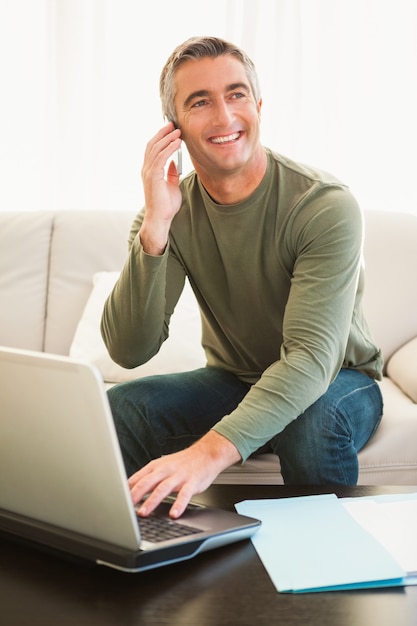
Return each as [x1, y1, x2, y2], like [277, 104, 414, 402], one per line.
[257, 98, 263, 119]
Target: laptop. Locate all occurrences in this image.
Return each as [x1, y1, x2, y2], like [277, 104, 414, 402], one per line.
[0, 346, 260, 572]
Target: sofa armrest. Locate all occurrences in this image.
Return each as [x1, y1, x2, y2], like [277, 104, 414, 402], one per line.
[386, 337, 417, 403]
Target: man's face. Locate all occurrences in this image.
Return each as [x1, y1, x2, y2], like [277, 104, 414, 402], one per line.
[173, 55, 262, 178]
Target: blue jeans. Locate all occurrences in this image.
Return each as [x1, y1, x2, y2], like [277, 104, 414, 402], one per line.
[107, 367, 383, 484]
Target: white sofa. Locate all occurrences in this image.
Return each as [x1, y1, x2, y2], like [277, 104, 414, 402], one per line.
[1, 209, 417, 485]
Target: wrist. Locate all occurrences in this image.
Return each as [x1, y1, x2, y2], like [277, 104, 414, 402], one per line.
[193, 431, 241, 473]
[139, 218, 170, 256]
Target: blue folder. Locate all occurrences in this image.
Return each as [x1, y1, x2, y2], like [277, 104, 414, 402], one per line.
[235, 493, 417, 593]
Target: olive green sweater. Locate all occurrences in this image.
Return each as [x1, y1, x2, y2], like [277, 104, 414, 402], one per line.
[101, 149, 382, 462]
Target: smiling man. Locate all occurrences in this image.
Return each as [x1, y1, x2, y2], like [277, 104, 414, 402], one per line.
[101, 36, 383, 519]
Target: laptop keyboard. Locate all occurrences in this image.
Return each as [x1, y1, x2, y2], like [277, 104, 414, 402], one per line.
[138, 514, 202, 544]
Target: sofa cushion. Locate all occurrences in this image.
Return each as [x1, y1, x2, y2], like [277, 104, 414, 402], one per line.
[386, 337, 417, 403]
[44, 210, 137, 355]
[0, 211, 53, 351]
[70, 271, 205, 383]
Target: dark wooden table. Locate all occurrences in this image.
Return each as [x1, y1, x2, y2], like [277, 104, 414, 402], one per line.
[1, 484, 416, 626]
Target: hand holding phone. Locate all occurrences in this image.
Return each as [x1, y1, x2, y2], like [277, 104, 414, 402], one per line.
[140, 122, 183, 254]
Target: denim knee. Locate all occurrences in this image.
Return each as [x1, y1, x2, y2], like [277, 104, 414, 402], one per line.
[272, 370, 383, 485]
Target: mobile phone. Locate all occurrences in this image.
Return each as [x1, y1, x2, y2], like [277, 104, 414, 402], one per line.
[175, 142, 182, 177]
[166, 117, 182, 177]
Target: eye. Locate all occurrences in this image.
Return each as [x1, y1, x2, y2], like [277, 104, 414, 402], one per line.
[231, 92, 245, 99]
[191, 99, 208, 108]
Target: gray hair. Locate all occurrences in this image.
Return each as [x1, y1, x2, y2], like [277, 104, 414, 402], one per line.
[159, 36, 261, 125]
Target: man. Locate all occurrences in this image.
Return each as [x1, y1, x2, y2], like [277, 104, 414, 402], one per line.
[101, 36, 383, 519]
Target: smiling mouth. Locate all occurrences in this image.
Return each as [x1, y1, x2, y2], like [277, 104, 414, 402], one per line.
[209, 132, 241, 144]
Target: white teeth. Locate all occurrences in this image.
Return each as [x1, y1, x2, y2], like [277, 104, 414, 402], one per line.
[211, 132, 240, 144]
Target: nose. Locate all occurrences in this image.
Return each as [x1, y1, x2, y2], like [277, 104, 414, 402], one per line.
[211, 98, 233, 127]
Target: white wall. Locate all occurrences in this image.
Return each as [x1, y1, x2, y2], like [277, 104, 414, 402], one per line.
[1, 0, 416, 214]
